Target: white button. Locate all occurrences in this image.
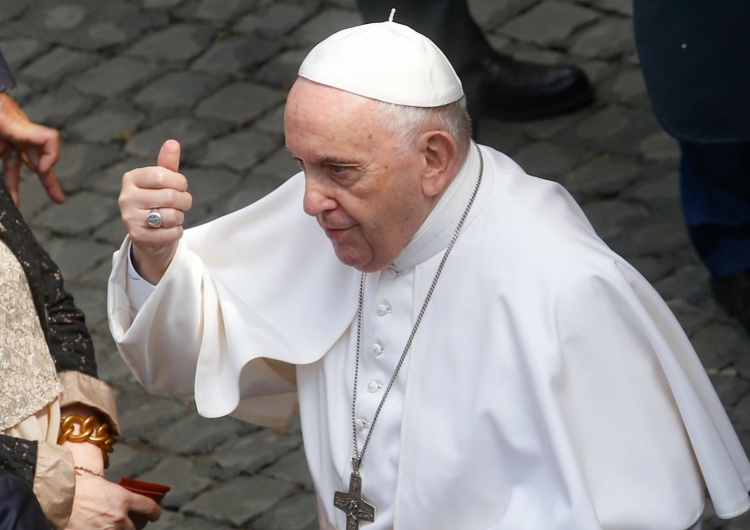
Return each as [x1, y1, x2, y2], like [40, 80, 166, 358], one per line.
[376, 303, 391, 316]
[355, 418, 369, 430]
[385, 269, 397, 280]
[371, 343, 384, 355]
[367, 381, 381, 393]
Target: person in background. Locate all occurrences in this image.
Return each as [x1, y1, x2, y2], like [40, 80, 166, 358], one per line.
[633, 1, 750, 332]
[0, 51, 161, 529]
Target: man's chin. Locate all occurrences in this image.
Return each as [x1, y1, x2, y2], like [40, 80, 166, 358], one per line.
[332, 246, 377, 272]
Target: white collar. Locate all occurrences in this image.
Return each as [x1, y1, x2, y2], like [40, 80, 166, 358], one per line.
[390, 143, 480, 272]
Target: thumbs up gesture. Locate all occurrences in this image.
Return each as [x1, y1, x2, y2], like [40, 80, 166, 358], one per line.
[119, 139, 192, 284]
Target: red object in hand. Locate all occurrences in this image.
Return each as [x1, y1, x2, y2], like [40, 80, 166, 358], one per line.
[118, 477, 171, 504]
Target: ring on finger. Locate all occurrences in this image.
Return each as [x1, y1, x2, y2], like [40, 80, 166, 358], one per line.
[146, 209, 163, 228]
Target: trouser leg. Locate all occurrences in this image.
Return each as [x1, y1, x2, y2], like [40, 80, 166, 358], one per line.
[679, 141, 750, 277]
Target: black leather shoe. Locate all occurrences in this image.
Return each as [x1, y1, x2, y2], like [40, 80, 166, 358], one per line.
[710, 269, 750, 331]
[462, 52, 595, 123]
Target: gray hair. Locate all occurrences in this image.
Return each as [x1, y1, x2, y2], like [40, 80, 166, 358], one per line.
[373, 97, 473, 161]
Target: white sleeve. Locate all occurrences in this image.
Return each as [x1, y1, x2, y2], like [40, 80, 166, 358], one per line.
[126, 243, 156, 319]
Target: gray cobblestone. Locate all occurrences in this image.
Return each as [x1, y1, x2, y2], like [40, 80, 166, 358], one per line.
[499, 1, 601, 47]
[183, 475, 298, 526]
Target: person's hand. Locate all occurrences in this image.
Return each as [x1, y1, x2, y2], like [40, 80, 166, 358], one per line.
[65, 474, 161, 530]
[0, 93, 63, 205]
[119, 139, 192, 284]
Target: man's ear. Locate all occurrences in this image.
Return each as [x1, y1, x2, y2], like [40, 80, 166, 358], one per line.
[419, 131, 458, 198]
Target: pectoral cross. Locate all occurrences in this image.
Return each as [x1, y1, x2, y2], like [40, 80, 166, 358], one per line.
[333, 465, 375, 530]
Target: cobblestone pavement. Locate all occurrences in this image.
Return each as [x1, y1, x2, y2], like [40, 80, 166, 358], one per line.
[2, 0, 749, 528]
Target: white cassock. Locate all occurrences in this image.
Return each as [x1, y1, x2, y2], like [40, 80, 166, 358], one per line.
[109, 144, 750, 529]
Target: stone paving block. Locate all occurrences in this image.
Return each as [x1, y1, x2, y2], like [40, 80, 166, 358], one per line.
[160, 512, 235, 530]
[262, 447, 315, 489]
[191, 34, 283, 76]
[38, 234, 115, 281]
[628, 256, 675, 286]
[134, 71, 225, 110]
[588, 0, 633, 16]
[290, 8, 363, 47]
[118, 391, 191, 436]
[689, 322, 748, 372]
[72, 56, 161, 97]
[607, 220, 687, 261]
[138, 455, 216, 509]
[639, 131, 680, 162]
[179, 167, 243, 207]
[21, 46, 98, 83]
[195, 81, 286, 125]
[608, 66, 649, 106]
[210, 428, 302, 477]
[143, 0, 185, 8]
[0, 37, 46, 67]
[183, 475, 298, 527]
[254, 492, 319, 530]
[710, 374, 750, 409]
[0, 0, 27, 23]
[224, 173, 290, 213]
[193, 0, 255, 22]
[95, 349, 137, 385]
[124, 117, 232, 158]
[154, 411, 247, 455]
[654, 264, 713, 307]
[569, 16, 634, 60]
[127, 24, 216, 63]
[499, 1, 601, 47]
[562, 154, 640, 196]
[471, 0, 539, 30]
[665, 299, 713, 338]
[580, 199, 649, 240]
[234, 3, 315, 38]
[107, 442, 164, 484]
[68, 106, 147, 143]
[254, 99, 287, 137]
[23, 85, 99, 129]
[34, 192, 117, 233]
[198, 129, 282, 171]
[256, 48, 308, 90]
[512, 141, 578, 180]
[53, 141, 124, 191]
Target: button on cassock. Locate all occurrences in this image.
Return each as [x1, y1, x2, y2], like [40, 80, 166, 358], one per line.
[376, 303, 391, 316]
[371, 343, 384, 356]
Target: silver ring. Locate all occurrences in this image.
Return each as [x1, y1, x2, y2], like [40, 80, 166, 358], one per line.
[146, 209, 163, 228]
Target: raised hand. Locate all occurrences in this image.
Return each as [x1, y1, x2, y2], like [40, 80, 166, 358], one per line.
[118, 139, 192, 284]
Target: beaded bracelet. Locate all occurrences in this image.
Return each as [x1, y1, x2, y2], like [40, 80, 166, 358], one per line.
[58, 414, 117, 468]
[73, 466, 105, 479]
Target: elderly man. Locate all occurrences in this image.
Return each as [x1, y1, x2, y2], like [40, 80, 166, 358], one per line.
[109, 18, 750, 530]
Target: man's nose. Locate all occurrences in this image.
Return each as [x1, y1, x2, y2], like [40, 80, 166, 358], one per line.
[303, 174, 336, 216]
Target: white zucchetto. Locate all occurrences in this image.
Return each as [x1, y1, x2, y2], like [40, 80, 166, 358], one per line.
[298, 19, 463, 108]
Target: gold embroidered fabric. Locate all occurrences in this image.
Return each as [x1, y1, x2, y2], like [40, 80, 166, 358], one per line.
[0, 241, 61, 430]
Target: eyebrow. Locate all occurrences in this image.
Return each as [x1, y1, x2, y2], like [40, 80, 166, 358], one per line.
[285, 149, 359, 167]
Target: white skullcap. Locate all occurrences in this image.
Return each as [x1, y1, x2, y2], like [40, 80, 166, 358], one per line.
[298, 19, 463, 107]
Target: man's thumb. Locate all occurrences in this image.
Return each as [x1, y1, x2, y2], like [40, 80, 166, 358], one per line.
[157, 139, 181, 172]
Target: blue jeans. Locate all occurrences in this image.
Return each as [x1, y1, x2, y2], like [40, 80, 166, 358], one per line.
[0, 469, 49, 529]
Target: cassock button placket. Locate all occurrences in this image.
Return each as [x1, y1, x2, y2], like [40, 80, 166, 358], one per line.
[385, 269, 397, 280]
[371, 343, 384, 356]
[367, 381, 381, 393]
[354, 418, 369, 430]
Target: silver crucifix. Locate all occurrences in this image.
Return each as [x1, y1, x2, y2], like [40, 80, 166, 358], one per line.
[333, 469, 375, 530]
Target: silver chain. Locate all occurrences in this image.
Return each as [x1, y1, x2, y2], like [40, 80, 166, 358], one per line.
[350, 142, 484, 472]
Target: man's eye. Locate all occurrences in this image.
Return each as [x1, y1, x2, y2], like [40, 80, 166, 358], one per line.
[330, 165, 349, 174]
